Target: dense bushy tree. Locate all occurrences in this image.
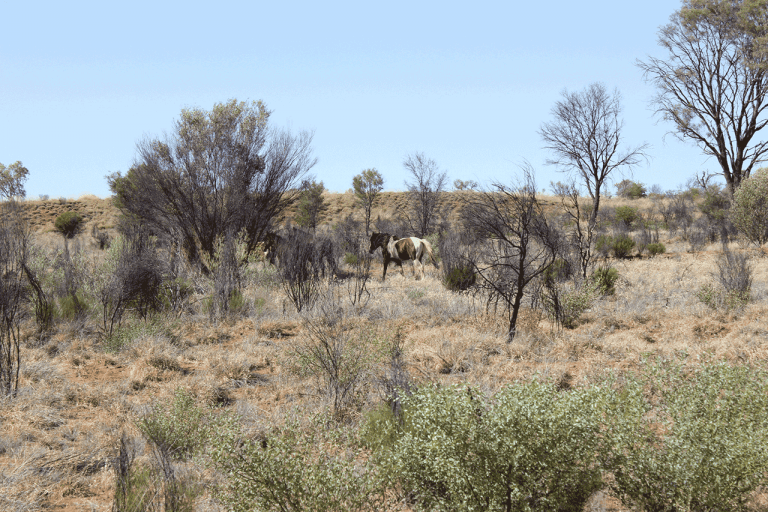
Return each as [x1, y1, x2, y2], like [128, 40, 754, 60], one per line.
[731, 167, 768, 245]
[295, 179, 327, 232]
[352, 168, 384, 235]
[0, 161, 29, 200]
[108, 99, 315, 269]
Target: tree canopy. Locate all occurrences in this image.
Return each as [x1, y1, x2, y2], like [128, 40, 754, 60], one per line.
[638, 0, 768, 194]
[108, 99, 316, 267]
[0, 161, 29, 200]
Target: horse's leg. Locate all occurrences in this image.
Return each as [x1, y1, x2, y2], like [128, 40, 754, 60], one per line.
[382, 258, 388, 281]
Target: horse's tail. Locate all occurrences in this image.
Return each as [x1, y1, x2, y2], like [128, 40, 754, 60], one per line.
[423, 239, 439, 269]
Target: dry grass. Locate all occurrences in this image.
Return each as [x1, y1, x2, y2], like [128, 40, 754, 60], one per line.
[2, 194, 768, 510]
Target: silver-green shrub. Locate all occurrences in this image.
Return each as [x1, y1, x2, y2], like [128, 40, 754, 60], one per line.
[209, 415, 390, 511]
[609, 361, 768, 512]
[731, 167, 768, 246]
[366, 383, 607, 511]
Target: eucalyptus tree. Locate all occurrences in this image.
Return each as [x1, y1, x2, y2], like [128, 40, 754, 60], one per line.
[352, 168, 384, 235]
[638, 0, 768, 194]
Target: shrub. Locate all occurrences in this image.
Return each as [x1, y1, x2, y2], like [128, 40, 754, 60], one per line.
[696, 249, 753, 311]
[731, 167, 768, 246]
[209, 415, 390, 511]
[58, 290, 88, 320]
[439, 231, 477, 292]
[54, 211, 84, 239]
[343, 252, 359, 266]
[591, 266, 619, 295]
[646, 242, 665, 256]
[137, 388, 211, 461]
[616, 179, 647, 199]
[365, 383, 605, 512]
[609, 361, 768, 512]
[443, 265, 476, 292]
[615, 205, 640, 228]
[595, 234, 613, 258]
[611, 234, 636, 258]
[287, 296, 387, 418]
[559, 280, 600, 328]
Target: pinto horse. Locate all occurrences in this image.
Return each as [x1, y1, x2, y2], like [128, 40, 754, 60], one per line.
[368, 232, 439, 281]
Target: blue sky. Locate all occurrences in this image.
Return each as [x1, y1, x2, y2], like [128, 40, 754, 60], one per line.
[1, 0, 722, 199]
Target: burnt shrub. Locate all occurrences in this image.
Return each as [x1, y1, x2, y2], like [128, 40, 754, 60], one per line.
[279, 230, 323, 312]
[439, 231, 476, 292]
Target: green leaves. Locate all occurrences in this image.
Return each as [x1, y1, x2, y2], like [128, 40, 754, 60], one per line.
[369, 383, 605, 511]
[0, 161, 29, 200]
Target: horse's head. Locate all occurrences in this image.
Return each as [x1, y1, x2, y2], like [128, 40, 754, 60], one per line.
[369, 232, 387, 254]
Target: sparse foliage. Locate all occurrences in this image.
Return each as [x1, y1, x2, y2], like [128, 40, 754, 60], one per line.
[541, 83, 648, 277]
[461, 168, 559, 341]
[638, 0, 768, 194]
[403, 152, 448, 238]
[453, 178, 478, 191]
[0, 203, 28, 396]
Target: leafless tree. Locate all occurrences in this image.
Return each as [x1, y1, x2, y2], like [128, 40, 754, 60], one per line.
[461, 167, 560, 342]
[108, 100, 315, 270]
[540, 83, 649, 277]
[637, 0, 768, 194]
[403, 152, 448, 237]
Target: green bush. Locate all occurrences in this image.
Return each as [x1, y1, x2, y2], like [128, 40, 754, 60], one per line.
[365, 383, 605, 511]
[103, 320, 169, 354]
[227, 288, 247, 315]
[343, 252, 359, 266]
[731, 167, 768, 246]
[443, 265, 476, 291]
[209, 415, 391, 511]
[646, 242, 666, 256]
[559, 280, 600, 328]
[595, 234, 613, 258]
[591, 266, 619, 295]
[58, 291, 88, 320]
[609, 361, 768, 512]
[137, 388, 211, 461]
[54, 211, 85, 238]
[615, 206, 640, 228]
[611, 234, 636, 258]
[616, 180, 647, 199]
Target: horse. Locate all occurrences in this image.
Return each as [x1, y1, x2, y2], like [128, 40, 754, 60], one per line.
[261, 232, 284, 265]
[262, 229, 338, 278]
[368, 232, 439, 281]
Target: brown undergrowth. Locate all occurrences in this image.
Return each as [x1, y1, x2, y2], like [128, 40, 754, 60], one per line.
[2, 196, 768, 510]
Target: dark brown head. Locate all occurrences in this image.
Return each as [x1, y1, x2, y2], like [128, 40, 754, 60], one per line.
[369, 232, 391, 254]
